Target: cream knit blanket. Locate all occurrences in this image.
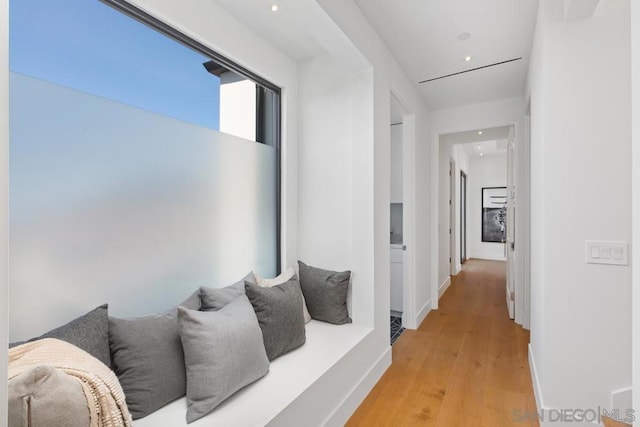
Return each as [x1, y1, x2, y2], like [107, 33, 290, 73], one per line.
[9, 338, 132, 427]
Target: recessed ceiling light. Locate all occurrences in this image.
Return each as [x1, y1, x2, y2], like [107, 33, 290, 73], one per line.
[480, 153, 484, 157]
[464, 56, 472, 62]
[478, 131, 483, 135]
[270, 3, 279, 12]
[476, 145, 481, 150]
[458, 32, 471, 41]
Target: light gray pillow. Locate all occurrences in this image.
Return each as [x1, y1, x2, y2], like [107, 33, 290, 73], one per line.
[10, 304, 110, 368]
[178, 295, 269, 423]
[8, 365, 90, 427]
[109, 291, 200, 419]
[245, 279, 306, 360]
[298, 261, 352, 325]
[200, 271, 256, 311]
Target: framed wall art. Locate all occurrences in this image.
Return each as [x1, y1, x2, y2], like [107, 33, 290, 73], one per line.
[481, 187, 507, 243]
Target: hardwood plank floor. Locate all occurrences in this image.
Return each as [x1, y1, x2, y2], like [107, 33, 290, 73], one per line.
[347, 259, 538, 427]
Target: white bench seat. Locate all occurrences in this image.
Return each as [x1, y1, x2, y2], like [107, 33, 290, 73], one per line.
[133, 320, 372, 427]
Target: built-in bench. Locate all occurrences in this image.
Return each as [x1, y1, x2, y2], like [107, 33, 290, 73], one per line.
[134, 320, 372, 426]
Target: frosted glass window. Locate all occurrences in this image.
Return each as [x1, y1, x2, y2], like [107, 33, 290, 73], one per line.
[9, 0, 280, 339]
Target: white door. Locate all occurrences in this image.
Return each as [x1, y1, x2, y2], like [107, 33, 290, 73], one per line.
[506, 134, 516, 319]
[460, 171, 467, 264]
[449, 159, 456, 275]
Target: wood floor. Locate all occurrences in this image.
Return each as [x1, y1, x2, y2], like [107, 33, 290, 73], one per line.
[347, 259, 538, 427]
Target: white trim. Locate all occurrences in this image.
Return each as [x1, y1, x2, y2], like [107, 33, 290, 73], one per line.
[519, 101, 532, 330]
[439, 277, 451, 299]
[632, 0, 640, 418]
[0, 0, 8, 421]
[415, 299, 432, 329]
[431, 115, 527, 326]
[468, 254, 507, 262]
[506, 286, 514, 319]
[528, 344, 544, 414]
[528, 346, 605, 426]
[449, 158, 456, 276]
[430, 130, 439, 310]
[390, 92, 417, 332]
[611, 387, 632, 413]
[323, 347, 392, 426]
[402, 112, 417, 330]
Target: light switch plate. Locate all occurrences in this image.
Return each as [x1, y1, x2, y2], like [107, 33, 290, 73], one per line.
[585, 241, 628, 265]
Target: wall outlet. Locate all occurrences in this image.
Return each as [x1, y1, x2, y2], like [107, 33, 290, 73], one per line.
[585, 241, 628, 265]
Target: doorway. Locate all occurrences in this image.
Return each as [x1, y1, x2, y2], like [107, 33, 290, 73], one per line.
[389, 93, 417, 331]
[436, 126, 515, 319]
[449, 159, 456, 276]
[460, 171, 467, 265]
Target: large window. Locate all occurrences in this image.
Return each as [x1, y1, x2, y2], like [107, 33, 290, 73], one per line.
[10, 0, 280, 146]
[9, 0, 281, 337]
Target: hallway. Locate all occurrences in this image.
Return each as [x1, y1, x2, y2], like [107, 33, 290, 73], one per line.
[347, 259, 538, 426]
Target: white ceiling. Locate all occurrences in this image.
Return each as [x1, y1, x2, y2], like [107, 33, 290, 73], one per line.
[460, 140, 507, 158]
[213, 0, 327, 62]
[213, 0, 539, 111]
[441, 125, 510, 157]
[440, 125, 511, 145]
[354, 0, 539, 110]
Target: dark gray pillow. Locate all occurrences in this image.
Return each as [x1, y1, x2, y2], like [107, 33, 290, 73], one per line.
[178, 295, 269, 423]
[9, 304, 110, 367]
[200, 271, 256, 311]
[109, 291, 200, 420]
[298, 261, 352, 325]
[245, 279, 306, 360]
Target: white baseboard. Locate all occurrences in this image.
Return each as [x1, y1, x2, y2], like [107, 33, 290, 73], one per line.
[323, 347, 392, 426]
[528, 344, 544, 413]
[611, 386, 632, 413]
[469, 255, 507, 261]
[439, 277, 451, 299]
[415, 299, 432, 329]
[528, 345, 603, 426]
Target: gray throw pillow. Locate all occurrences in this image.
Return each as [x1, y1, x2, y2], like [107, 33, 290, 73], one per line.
[200, 271, 256, 311]
[298, 261, 352, 325]
[245, 279, 306, 360]
[9, 304, 110, 368]
[8, 365, 90, 427]
[109, 291, 200, 420]
[178, 295, 269, 423]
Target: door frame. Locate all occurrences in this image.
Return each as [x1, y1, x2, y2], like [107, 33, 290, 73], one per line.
[390, 92, 417, 329]
[430, 118, 530, 330]
[460, 170, 467, 265]
[506, 128, 516, 319]
[449, 158, 456, 276]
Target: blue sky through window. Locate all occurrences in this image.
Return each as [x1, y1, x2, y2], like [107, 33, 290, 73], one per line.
[10, 0, 221, 130]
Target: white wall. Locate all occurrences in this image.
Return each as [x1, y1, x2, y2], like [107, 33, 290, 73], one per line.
[632, 0, 640, 420]
[317, 0, 432, 330]
[0, 0, 8, 422]
[297, 52, 355, 305]
[390, 124, 403, 203]
[219, 74, 257, 141]
[431, 96, 524, 309]
[467, 153, 507, 261]
[527, 0, 631, 415]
